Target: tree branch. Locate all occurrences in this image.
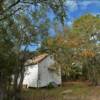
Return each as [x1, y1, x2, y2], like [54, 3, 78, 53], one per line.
[8, 0, 21, 10]
[0, 0, 20, 15]
[20, 1, 34, 5]
[0, 7, 21, 21]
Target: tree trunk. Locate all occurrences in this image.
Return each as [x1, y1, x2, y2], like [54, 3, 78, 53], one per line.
[12, 64, 25, 100]
[12, 71, 20, 100]
[0, 88, 6, 100]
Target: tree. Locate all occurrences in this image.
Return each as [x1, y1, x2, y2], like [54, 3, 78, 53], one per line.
[41, 14, 100, 83]
[41, 32, 81, 80]
[73, 14, 100, 85]
[0, 0, 67, 100]
[0, 0, 66, 23]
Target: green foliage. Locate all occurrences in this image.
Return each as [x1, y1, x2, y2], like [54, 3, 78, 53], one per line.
[41, 14, 100, 84]
[73, 14, 100, 85]
[0, 0, 67, 100]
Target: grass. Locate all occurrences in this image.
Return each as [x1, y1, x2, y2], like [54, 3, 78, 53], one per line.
[22, 81, 100, 100]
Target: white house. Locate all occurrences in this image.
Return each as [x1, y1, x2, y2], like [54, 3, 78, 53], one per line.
[23, 54, 62, 88]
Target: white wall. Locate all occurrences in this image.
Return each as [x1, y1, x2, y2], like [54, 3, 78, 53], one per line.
[23, 55, 62, 88]
[38, 56, 62, 87]
[23, 64, 38, 87]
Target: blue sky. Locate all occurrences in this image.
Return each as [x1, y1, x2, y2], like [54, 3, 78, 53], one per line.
[25, 0, 100, 51]
[66, 0, 100, 26]
[47, 0, 100, 35]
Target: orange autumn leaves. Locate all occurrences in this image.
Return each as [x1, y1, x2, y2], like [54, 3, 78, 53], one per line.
[46, 34, 64, 46]
[67, 36, 85, 48]
[46, 34, 83, 48]
[80, 49, 95, 58]
[46, 34, 96, 58]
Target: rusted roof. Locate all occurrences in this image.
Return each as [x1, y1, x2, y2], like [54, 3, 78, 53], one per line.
[25, 53, 48, 65]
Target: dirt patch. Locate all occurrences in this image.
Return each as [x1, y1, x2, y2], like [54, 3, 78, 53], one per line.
[22, 81, 100, 100]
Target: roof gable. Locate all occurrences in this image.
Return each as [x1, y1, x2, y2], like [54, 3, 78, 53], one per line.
[25, 54, 48, 65]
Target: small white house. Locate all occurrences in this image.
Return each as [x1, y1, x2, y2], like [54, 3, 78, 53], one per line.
[23, 54, 62, 88]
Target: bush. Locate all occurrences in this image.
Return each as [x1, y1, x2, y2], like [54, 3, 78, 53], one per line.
[47, 82, 58, 88]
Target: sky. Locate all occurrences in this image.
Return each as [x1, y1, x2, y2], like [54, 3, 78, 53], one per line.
[66, 0, 100, 26]
[25, 0, 100, 51]
[47, 0, 100, 36]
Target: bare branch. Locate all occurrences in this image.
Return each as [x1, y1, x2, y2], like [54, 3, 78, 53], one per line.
[0, 0, 20, 15]
[8, 0, 21, 10]
[20, 1, 34, 5]
[0, 7, 21, 21]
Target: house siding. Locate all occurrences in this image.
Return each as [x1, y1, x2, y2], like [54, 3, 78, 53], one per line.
[23, 55, 62, 88]
[38, 56, 61, 87]
[23, 64, 38, 87]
